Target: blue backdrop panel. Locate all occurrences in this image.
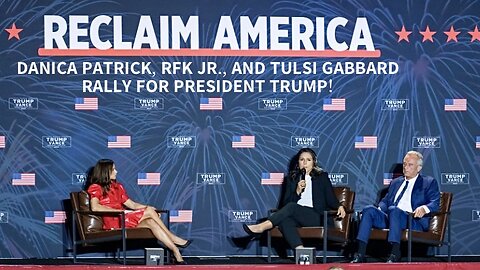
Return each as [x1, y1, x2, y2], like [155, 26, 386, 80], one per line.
[0, 0, 479, 258]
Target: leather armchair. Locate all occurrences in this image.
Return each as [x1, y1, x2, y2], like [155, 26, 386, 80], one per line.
[70, 191, 169, 264]
[368, 192, 453, 262]
[267, 186, 355, 263]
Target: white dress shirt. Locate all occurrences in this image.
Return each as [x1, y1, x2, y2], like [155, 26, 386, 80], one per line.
[297, 174, 313, 208]
[394, 174, 430, 213]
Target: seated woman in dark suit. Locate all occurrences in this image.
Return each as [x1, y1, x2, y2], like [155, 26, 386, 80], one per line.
[86, 159, 191, 264]
[243, 148, 346, 249]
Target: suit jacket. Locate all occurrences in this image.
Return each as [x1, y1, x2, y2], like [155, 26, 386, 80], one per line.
[281, 170, 340, 218]
[379, 174, 440, 229]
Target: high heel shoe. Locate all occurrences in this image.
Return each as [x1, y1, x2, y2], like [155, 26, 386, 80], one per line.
[242, 223, 262, 238]
[172, 258, 187, 265]
[170, 254, 188, 265]
[176, 239, 192, 248]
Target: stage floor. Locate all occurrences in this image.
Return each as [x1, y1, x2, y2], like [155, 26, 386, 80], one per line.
[1, 256, 480, 269]
[0, 262, 480, 270]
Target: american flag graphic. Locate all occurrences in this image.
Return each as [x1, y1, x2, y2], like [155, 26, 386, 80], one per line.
[383, 173, 393, 185]
[261, 172, 284, 185]
[476, 136, 480, 149]
[200, 97, 223, 110]
[323, 98, 345, 111]
[355, 136, 377, 149]
[108, 136, 131, 148]
[444, 99, 467, 111]
[75, 97, 98, 110]
[0, 136, 5, 148]
[232, 136, 255, 148]
[170, 210, 193, 223]
[137, 173, 161, 185]
[12, 173, 36, 186]
[44, 211, 66, 224]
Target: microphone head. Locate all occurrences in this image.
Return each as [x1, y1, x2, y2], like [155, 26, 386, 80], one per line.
[301, 168, 306, 179]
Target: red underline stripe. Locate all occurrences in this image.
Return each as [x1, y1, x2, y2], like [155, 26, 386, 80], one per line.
[38, 48, 381, 58]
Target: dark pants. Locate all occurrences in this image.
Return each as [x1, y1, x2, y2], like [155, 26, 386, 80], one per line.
[268, 202, 323, 248]
[356, 205, 429, 244]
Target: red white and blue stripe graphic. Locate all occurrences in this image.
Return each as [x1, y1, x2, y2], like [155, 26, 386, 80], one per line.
[383, 173, 393, 185]
[12, 173, 36, 186]
[232, 136, 255, 148]
[75, 97, 98, 110]
[44, 211, 66, 224]
[323, 98, 345, 111]
[200, 97, 223, 110]
[137, 172, 161, 185]
[170, 210, 193, 223]
[355, 136, 377, 149]
[108, 136, 131, 148]
[444, 99, 467, 111]
[261, 172, 284, 185]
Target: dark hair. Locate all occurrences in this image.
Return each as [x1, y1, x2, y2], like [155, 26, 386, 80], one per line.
[87, 159, 115, 195]
[289, 148, 323, 179]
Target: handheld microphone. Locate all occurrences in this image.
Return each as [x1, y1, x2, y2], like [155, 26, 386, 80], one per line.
[301, 168, 306, 180]
[300, 168, 306, 192]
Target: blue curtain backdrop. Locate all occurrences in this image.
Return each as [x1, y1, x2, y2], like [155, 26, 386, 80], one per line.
[0, 0, 479, 258]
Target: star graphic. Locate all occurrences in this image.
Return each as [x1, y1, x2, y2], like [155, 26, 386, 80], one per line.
[444, 26, 460, 42]
[5, 23, 23, 40]
[395, 25, 412, 42]
[419, 26, 436, 42]
[468, 26, 480, 42]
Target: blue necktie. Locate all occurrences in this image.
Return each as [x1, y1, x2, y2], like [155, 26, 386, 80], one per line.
[393, 181, 409, 206]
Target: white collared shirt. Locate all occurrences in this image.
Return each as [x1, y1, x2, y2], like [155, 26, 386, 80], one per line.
[297, 174, 313, 208]
[394, 175, 418, 212]
[394, 174, 431, 214]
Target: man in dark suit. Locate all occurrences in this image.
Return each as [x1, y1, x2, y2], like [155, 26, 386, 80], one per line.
[351, 151, 440, 263]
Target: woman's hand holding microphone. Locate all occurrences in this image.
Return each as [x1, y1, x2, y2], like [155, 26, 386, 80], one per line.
[296, 168, 307, 195]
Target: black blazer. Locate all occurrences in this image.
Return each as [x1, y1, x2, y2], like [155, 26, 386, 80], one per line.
[281, 170, 340, 218]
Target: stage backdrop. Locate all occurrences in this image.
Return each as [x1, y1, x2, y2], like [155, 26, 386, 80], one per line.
[1, 0, 479, 259]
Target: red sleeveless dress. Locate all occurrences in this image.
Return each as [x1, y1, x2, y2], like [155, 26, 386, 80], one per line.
[87, 181, 145, 230]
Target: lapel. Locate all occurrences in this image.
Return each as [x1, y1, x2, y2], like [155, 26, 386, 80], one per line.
[412, 174, 423, 191]
[410, 174, 423, 205]
[390, 176, 404, 202]
[311, 174, 318, 203]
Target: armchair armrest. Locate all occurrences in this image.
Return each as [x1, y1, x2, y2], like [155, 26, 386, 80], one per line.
[153, 208, 170, 218]
[155, 209, 170, 228]
[268, 209, 278, 216]
[428, 210, 451, 217]
[269, 208, 354, 217]
[74, 208, 171, 229]
[74, 209, 128, 230]
[75, 208, 169, 216]
[325, 209, 355, 215]
[405, 210, 450, 219]
[75, 209, 124, 216]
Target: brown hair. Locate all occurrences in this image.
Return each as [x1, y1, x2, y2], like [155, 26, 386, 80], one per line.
[88, 159, 115, 196]
[290, 147, 323, 179]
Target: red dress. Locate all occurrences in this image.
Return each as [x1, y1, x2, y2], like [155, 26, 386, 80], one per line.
[87, 181, 145, 230]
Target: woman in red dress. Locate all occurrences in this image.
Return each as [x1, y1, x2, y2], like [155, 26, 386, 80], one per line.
[87, 159, 190, 264]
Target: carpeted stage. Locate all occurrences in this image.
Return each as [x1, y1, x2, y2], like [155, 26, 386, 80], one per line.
[1, 256, 480, 270]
